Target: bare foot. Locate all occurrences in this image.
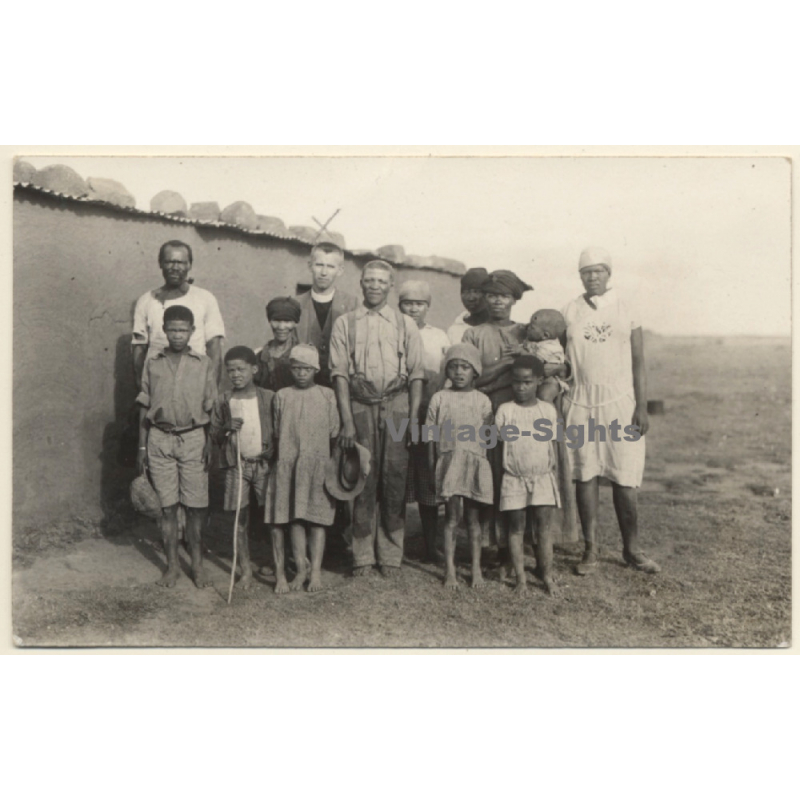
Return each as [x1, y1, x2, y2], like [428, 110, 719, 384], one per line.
[156, 569, 180, 588]
[289, 572, 307, 591]
[239, 571, 253, 592]
[380, 566, 400, 579]
[444, 572, 459, 590]
[307, 572, 323, 592]
[541, 576, 558, 596]
[193, 567, 212, 589]
[353, 566, 372, 577]
[274, 577, 290, 595]
[471, 572, 486, 590]
[514, 581, 528, 595]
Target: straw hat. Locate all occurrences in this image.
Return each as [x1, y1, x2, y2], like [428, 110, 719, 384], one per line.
[324, 443, 371, 501]
[130, 474, 162, 519]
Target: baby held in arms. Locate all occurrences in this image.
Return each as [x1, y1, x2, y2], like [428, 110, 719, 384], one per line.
[502, 309, 568, 404]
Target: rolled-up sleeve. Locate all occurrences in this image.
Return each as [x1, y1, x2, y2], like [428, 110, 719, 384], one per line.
[132, 292, 150, 347]
[404, 317, 424, 382]
[204, 292, 225, 342]
[329, 315, 350, 382]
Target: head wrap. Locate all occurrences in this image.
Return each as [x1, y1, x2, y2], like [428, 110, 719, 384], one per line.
[266, 296, 301, 322]
[398, 280, 432, 304]
[461, 267, 489, 291]
[444, 343, 483, 377]
[579, 247, 612, 275]
[480, 270, 533, 299]
[289, 343, 320, 370]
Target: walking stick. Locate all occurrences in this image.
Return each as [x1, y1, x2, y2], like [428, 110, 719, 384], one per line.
[227, 431, 243, 604]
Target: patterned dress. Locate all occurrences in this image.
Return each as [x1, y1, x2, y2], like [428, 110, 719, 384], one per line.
[561, 288, 645, 488]
[426, 389, 494, 505]
[264, 385, 340, 526]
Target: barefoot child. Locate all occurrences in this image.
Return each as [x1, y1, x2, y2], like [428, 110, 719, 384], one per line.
[495, 355, 561, 595]
[503, 309, 568, 404]
[136, 305, 217, 588]
[426, 343, 494, 589]
[210, 346, 274, 592]
[265, 344, 340, 593]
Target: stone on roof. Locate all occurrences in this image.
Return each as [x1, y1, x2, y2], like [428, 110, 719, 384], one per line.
[376, 245, 406, 263]
[87, 177, 136, 208]
[151, 190, 188, 217]
[256, 215, 286, 234]
[13, 160, 36, 183]
[221, 201, 258, 229]
[189, 202, 221, 221]
[313, 231, 346, 251]
[404, 254, 428, 268]
[33, 164, 88, 197]
[428, 255, 466, 275]
[288, 225, 318, 243]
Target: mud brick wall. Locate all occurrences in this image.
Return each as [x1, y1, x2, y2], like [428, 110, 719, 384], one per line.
[13, 185, 463, 530]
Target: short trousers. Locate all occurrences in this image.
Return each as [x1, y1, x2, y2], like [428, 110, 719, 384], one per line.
[223, 460, 269, 510]
[147, 426, 208, 509]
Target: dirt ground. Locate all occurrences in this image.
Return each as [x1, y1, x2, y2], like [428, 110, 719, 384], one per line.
[12, 336, 792, 648]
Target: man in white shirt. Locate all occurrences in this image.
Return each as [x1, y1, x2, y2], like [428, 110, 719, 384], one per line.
[132, 240, 225, 388]
[295, 237, 359, 387]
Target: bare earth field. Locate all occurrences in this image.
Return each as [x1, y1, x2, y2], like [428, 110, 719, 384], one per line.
[13, 336, 791, 648]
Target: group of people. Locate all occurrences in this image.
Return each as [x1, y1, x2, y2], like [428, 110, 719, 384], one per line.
[132, 235, 660, 597]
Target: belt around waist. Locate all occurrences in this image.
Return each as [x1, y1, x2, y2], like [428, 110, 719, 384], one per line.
[153, 423, 205, 435]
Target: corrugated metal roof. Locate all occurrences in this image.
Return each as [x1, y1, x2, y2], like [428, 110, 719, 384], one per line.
[13, 181, 464, 277]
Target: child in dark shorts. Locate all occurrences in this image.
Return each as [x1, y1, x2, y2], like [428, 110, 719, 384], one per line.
[210, 346, 275, 592]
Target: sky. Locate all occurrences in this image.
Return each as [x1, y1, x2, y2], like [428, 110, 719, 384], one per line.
[23, 154, 792, 337]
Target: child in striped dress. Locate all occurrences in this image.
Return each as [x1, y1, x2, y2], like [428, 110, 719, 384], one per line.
[426, 343, 494, 590]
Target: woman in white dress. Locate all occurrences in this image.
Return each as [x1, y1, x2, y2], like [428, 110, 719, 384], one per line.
[562, 247, 660, 575]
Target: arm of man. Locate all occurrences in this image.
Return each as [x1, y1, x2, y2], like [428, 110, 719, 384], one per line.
[334, 377, 357, 450]
[132, 293, 150, 390]
[630, 326, 649, 436]
[135, 362, 151, 475]
[132, 345, 147, 391]
[206, 336, 224, 386]
[329, 316, 357, 449]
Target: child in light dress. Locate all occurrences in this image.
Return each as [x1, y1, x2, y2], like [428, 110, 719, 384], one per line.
[264, 344, 340, 593]
[495, 355, 561, 595]
[426, 343, 494, 590]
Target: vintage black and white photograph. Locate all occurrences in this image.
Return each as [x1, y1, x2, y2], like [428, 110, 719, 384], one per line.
[10, 152, 792, 648]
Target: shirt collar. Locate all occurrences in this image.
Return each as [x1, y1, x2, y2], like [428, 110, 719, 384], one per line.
[355, 302, 395, 321]
[311, 288, 335, 303]
[155, 345, 201, 359]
